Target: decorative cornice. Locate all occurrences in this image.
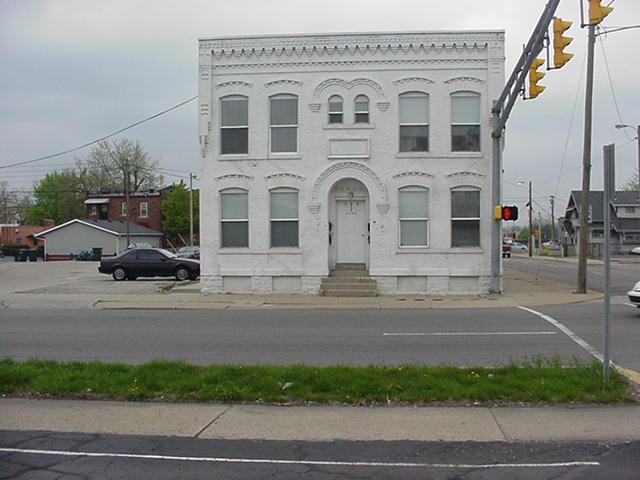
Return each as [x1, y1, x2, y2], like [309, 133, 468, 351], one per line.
[392, 77, 435, 86]
[265, 79, 302, 88]
[200, 104, 209, 116]
[265, 173, 305, 181]
[445, 171, 485, 178]
[444, 76, 485, 85]
[216, 81, 253, 88]
[392, 171, 435, 179]
[215, 174, 254, 181]
[312, 78, 386, 100]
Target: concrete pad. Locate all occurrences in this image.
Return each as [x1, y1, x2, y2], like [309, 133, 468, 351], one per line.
[0, 398, 227, 437]
[491, 406, 640, 441]
[199, 405, 505, 442]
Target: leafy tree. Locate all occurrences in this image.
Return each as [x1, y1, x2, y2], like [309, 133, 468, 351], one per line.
[622, 171, 639, 191]
[25, 171, 86, 225]
[77, 139, 164, 193]
[0, 181, 32, 224]
[161, 181, 199, 244]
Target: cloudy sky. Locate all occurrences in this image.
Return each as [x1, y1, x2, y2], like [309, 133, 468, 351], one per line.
[1, 0, 638, 225]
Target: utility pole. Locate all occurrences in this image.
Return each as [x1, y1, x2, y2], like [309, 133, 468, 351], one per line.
[603, 143, 615, 381]
[550, 195, 556, 243]
[189, 173, 197, 246]
[124, 157, 131, 249]
[528, 181, 533, 257]
[577, 22, 595, 294]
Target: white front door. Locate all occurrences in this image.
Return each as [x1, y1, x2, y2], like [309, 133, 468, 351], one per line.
[336, 199, 367, 263]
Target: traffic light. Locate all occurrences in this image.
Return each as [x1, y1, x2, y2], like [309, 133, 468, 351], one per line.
[553, 17, 573, 69]
[501, 206, 519, 221]
[528, 58, 546, 99]
[589, 0, 613, 25]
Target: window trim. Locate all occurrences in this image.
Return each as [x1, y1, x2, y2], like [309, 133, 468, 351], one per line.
[220, 188, 249, 248]
[269, 188, 299, 248]
[450, 91, 481, 153]
[139, 201, 149, 218]
[121, 201, 127, 217]
[399, 91, 430, 153]
[269, 94, 299, 154]
[450, 187, 481, 248]
[220, 95, 249, 156]
[398, 186, 429, 248]
[354, 94, 370, 124]
[328, 95, 344, 124]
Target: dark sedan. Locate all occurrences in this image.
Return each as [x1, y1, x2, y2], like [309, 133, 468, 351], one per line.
[98, 248, 200, 281]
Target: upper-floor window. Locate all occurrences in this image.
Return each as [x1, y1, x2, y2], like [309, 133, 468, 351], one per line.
[451, 92, 480, 152]
[220, 95, 248, 155]
[270, 94, 298, 153]
[399, 187, 429, 247]
[354, 95, 369, 124]
[139, 201, 149, 218]
[399, 92, 429, 152]
[270, 188, 299, 247]
[328, 95, 343, 124]
[121, 201, 127, 217]
[451, 188, 480, 247]
[220, 189, 249, 248]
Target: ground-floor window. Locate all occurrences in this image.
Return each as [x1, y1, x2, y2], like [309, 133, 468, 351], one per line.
[220, 189, 249, 247]
[270, 189, 298, 247]
[399, 187, 429, 247]
[451, 188, 480, 247]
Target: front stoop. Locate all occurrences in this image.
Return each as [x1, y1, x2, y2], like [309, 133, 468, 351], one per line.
[320, 263, 377, 297]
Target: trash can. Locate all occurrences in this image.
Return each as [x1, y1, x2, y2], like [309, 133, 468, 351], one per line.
[17, 249, 28, 262]
[27, 250, 38, 262]
[90, 247, 103, 261]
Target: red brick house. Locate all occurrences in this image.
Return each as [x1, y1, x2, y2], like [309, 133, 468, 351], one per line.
[0, 219, 54, 247]
[84, 189, 169, 233]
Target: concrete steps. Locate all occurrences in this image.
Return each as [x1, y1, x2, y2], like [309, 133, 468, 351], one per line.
[320, 263, 377, 297]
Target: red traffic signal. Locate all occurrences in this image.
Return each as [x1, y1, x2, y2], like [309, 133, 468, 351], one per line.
[501, 206, 519, 221]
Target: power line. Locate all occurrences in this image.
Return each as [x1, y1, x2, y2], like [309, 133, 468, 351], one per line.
[0, 95, 198, 170]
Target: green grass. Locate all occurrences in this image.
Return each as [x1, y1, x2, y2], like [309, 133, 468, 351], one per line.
[0, 357, 633, 404]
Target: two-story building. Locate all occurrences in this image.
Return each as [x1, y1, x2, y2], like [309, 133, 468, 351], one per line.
[84, 189, 169, 233]
[198, 31, 505, 295]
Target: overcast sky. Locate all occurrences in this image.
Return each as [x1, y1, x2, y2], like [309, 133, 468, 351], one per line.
[1, 0, 638, 225]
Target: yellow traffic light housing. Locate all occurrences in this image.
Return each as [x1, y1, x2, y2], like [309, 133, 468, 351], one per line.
[528, 58, 546, 99]
[589, 0, 613, 25]
[553, 17, 573, 68]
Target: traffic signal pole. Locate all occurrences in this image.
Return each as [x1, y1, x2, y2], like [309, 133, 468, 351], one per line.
[490, 0, 560, 293]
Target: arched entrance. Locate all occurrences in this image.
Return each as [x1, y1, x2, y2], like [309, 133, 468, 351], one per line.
[328, 178, 370, 269]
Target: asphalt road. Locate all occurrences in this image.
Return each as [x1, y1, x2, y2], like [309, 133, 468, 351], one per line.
[2, 430, 639, 480]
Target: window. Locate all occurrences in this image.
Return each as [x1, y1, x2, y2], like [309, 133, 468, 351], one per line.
[451, 92, 480, 152]
[354, 95, 369, 124]
[220, 190, 249, 247]
[220, 96, 248, 154]
[121, 201, 127, 217]
[399, 92, 429, 152]
[399, 188, 428, 247]
[270, 189, 298, 247]
[139, 201, 148, 218]
[451, 189, 480, 247]
[90, 205, 97, 216]
[270, 94, 298, 153]
[328, 95, 343, 124]
[625, 207, 635, 214]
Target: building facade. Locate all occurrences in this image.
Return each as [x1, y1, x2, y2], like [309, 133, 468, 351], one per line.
[198, 31, 505, 295]
[84, 190, 168, 233]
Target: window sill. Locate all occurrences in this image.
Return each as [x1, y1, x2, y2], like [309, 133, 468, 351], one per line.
[267, 154, 302, 160]
[323, 124, 375, 130]
[396, 152, 430, 159]
[450, 151, 483, 157]
[218, 248, 302, 254]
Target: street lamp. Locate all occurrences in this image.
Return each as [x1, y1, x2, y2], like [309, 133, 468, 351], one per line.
[517, 181, 533, 257]
[614, 124, 640, 189]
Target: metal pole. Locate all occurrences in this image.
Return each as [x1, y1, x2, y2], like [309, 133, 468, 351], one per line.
[637, 125, 640, 189]
[189, 173, 194, 247]
[550, 195, 556, 243]
[124, 158, 130, 249]
[528, 181, 533, 257]
[490, 102, 502, 293]
[603, 143, 614, 380]
[577, 23, 596, 294]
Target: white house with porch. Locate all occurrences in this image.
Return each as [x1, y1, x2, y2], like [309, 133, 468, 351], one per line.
[198, 31, 505, 295]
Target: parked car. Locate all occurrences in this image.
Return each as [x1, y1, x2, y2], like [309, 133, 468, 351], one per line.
[98, 248, 200, 281]
[126, 242, 153, 250]
[511, 243, 528, 254]
[502, 243, 512, 258]
[176, 245, 200, 260]
[630, 246, 640, 255]
[628, 281, 640, 307]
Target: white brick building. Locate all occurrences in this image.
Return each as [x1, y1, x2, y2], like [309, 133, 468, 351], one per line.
[198, 31, 505, 295]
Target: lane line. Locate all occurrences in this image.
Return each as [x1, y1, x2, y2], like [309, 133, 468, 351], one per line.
[517, 306, 608, 364]
[0, 448, 600, 469]
[383, 331, 557, 336]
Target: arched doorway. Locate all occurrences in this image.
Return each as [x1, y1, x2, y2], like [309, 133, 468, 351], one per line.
[328, 178, 370, 269]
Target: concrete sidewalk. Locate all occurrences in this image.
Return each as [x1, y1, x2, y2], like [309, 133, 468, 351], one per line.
[90, 266, 603, 311]
[1, 398, 639, 442]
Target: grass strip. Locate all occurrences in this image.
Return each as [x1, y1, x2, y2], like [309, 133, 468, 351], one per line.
[0, 357, 633, 404]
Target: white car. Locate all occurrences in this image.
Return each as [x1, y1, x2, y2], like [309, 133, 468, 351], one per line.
[630, 246, 640, 255]
[511, 243, 528, 253]
[628, 281, 640, 307]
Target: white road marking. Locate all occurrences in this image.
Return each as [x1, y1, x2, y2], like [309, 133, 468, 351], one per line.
[0, 448, 600, 469]
[623, 303, 638, 309]
[517, 306, 615, 366]
[383, 331, 557, 336]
